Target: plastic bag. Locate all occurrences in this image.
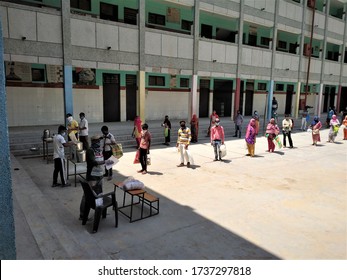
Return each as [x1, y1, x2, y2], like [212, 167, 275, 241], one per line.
[147, 154, 151, 165]
[111, 143, 123, 159]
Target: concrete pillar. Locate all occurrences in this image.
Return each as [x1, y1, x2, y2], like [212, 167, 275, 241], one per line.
[138, 0, 146, 122]
[61, 0, 73, 117]
[267, 80, 274, 121]
[191, 74, 198, 117]
[139, 71, 146, 122]
[0, 18, 16, 259]
[191, 0, 200, 120]
[235, 0, 244, 119]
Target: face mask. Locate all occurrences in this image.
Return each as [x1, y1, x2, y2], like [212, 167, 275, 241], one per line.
[67, 116, 73, 122]
[215, 122, 220, 126]
[180, 124, 185, 128]
[80, 116, 84, 120]
[62, 132, 66, 137]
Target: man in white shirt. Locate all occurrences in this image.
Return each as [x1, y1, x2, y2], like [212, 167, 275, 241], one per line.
[52, 125, 76, 187]
[78, 112, 89, 150]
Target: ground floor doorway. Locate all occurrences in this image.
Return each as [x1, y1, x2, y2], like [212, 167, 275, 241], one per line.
[126, 74, 137, 121]
[199, 79, 210, 117]
[103, 73, 120, 122]
[213, 80, 233, 117]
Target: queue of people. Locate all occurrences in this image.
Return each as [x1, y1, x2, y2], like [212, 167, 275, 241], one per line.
[52, 110, 344, 188]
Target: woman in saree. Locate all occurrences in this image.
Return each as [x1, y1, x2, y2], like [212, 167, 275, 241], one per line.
[245, 118, 257, 157]
[311, 116, 322, 146]
[327, 115, 340, 143]
[132, 116, 142, 148]
[265, 118, 280, 152]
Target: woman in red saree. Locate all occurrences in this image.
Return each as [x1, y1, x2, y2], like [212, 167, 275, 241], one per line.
[132, 116, 142, 148]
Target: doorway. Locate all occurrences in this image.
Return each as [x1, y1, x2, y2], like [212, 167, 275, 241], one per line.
[199, 79, 210, 117]
[126, 74, 137, 121]
[213, 80, 233, 117]
[245, 82, 254, 116]
[103, 73, 120, 122]
[285, 84, 294, 114]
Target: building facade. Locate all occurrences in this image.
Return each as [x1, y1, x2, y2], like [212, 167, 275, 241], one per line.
[1, 0, 347, 126]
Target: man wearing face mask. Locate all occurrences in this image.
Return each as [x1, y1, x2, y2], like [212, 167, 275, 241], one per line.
[52, 125, 76, 187]
[210, 118, 225, 161]
[79, 134, 105, 220]
[137, 123, 151, 175]
[101, 125, 116, 180]
[78, 112, 89, 150]
[66, 113, 79, 141]
[176, 120, 192, 168]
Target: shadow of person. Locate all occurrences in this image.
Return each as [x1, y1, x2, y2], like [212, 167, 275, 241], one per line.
[273, 151, 285, 155]
[147, 171, 163, 175]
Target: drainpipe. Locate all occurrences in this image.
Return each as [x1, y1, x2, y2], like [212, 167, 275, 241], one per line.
[304, 0, 316, 108]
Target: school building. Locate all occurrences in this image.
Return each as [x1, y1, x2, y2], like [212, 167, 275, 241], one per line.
[1, 0, 347, 126]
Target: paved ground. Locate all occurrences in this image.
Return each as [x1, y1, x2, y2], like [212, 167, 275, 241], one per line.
[10, 123, 347, 260]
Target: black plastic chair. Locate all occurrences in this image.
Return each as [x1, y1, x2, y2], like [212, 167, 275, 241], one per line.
[80, 180, 118, 233]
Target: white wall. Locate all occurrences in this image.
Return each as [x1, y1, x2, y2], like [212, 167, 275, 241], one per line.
[145, 90, 189, 120]
[6, 87, 103, 126]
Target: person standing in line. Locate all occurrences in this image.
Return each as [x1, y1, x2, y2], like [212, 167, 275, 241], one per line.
[207, 110, 219, 137]
[78, 112, 89, 150]
[190, 114, 199, 143]
[245, 119, 257, 157]
[101, 125, 116, 180]
[52, 125, 76, 187]
[233, 110, 243, 138]
[282, 114, 294, 148]
[326, 107, 334, 128]
[66, 113, 79, 141]
[327, 115, 340, 143]
[271, 97, 278, 118]
[132, 116, 142, 149]
[252, 110, 260, 136]
[137, 123, 151, 175]
[162, 115, 171, 146]
[342, 115, 347, 140]
[310, 116, 322, 146]
[301, 107, 308, 131]
[265, 118, 280, 153]
[176, 120, 192, 168]
[210, 118, 225, 161]
[79, 134, 104, 220]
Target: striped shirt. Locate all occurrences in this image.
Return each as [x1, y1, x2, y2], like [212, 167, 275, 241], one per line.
[177, 127, 191, 145]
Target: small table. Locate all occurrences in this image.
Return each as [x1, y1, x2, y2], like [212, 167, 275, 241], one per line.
[42, 137, 53, 164]
[67, 159, 87, 187]
[114, 183, 146, 223]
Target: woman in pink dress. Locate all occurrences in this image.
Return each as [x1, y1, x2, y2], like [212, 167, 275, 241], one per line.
[265, 118, 280, 152]
[245, 118, 257, 157]
[311, 116, 322, 146]
[132, 116, 142, 148]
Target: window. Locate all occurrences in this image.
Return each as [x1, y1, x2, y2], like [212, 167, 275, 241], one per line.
[124, 7, 137, 25]
[180, 78, 189, 88]
[292, 0, 300, 3]
[149, 76, 165, 86]
[31, 68, 45, 82]
[148, 13, 165, 26]
[201, 24, 212, 39]
[181, 20, 193, 32]
[71, 0, 91, 11]
[344, 50, 347, 63]
[278, 40, 287, 50]
[275, 84, 284, 91]
[260, 37, 270, 47]
[100, 2, 118, 22]
[216, 28, 236, 43]
[258, 83, 267, 90]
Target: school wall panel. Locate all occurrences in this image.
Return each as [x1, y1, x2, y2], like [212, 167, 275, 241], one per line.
[71, 18, 96, 48]
[37, 13, 62, 44]
[8, 8, 36, 40]
[96, 23, 119, 50]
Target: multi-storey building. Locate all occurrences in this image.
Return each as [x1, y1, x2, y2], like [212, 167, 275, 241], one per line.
[1, 0, 346, 126]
